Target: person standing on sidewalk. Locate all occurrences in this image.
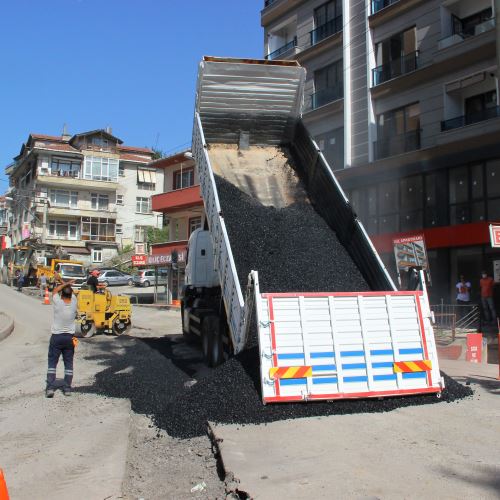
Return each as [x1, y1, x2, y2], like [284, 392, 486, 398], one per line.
[455, 275, 471, 320]
[46, 280, 77, 398]
[479, 270, 496, 323]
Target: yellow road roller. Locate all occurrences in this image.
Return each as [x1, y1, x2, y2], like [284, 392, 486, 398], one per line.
[76, 288, 132, 338]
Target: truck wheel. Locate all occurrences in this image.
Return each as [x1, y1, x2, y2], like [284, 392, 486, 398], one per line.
[201, 315, 223, 367]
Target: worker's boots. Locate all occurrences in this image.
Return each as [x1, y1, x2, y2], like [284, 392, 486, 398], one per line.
[45, 388, 55, 398]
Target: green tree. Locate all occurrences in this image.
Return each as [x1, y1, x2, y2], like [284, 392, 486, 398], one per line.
[146, 227, 169, 245]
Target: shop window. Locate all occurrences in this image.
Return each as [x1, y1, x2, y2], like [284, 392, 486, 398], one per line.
[471, 201, 485, 222]
[400, 210, 422, 232]
[450, 204, 470, 225]
[378, 214, 398, 234]
[471, 163, 484, 200]
[449, 166, 468, 204]
[400, 175, 422, 211]
[487, 199, 500, 219]
[378, 180, 398, 216]
[486, 160, 500, 198]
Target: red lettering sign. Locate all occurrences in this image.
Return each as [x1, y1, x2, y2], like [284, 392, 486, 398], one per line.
[132, 255, 147, 267]
[490, 225, 500, 248]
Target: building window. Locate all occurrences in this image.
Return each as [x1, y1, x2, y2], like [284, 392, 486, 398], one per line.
[116, 224, 123, 235]
[312, 60, 343, 109]
[375, 103, 420, 159]
[189, 216, 202, 236]
[452, 7, 493, 37]
[373, 27, 418, 86]
[49, 190, 78, 208]
[136, 197, 151, 214]
[134, 225, 149, 242]
[81, 217, 115, 242]
[116, 194, 124, 205]
[92, 249, 103, 263]
[312, 0, 342, 45]
[50, 158, 81, 177]
[83, 156, 119, 182]
[137, 168, 156, 190]
[48, 220, 78, 240]
[91, 193, 109, 210]
[173, 168, 194, 190]
[119, 164, 125, 177]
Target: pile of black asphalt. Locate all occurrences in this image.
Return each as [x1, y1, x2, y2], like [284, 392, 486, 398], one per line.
[213, 174, 370, 294]
[84, 336, 472, 440]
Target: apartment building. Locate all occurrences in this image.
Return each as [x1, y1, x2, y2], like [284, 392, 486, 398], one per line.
[150, 151, 204, 301]
[5, 129, 163, 266]
[261, 0, 500, 301]
[0, 196, 10, 250]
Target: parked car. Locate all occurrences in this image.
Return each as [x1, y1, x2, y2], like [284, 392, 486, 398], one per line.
[133, 268, 168, 287]
[98, 270, 134, 287]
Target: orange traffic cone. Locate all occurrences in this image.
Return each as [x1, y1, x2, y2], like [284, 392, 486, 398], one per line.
[0, 468, 10, 500]
[43, 287, 50, 305]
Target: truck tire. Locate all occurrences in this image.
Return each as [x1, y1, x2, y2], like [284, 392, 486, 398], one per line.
[201, 315, 224, 367]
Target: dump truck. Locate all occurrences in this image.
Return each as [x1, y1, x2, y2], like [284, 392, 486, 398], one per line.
[182, 57, 443, 404]
[36, 259, 87, 289]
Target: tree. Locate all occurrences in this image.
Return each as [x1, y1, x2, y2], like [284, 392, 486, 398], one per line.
[146, 227, 169, 245]
[151, 148, 166, 160]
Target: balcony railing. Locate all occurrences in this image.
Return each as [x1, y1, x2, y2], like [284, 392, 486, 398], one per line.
[441, 106, 500, 131]
[371, 0, 399, 15]
[438, 18, 495, 50]
[372, 51, 418, 86]
[266, 37, 297, 60]
[310, 84, 343, 110]
[264, 0, 277, 6]
[310, 15, 343, 46]
[374, 129, 421, 160]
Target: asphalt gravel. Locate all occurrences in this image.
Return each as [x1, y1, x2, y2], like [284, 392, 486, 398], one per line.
[214, 175, 370, 294]
[84, 336, 473, 440]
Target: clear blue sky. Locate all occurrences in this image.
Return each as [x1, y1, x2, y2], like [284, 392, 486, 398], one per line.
[0, 0, 264, 193]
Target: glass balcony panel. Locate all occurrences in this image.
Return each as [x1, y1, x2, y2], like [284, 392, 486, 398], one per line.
[441, 106, 500, 131]
[310, 15, 342, 46]
[372, 51, 418, 86]
[311, 83, 343, 110]
[374, 129, 421, 160]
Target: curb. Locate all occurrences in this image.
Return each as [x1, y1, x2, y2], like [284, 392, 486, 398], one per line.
[0, 312, 14, 342]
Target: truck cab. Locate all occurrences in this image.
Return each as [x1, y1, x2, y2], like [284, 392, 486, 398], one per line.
[53, 261, 86, 288]
[182, 229, 226, 366]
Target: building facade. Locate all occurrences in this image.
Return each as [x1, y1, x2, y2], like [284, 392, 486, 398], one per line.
[261, 0, 500, 302]
[150, 151, 205, 301]
[5, 129, 163, 267]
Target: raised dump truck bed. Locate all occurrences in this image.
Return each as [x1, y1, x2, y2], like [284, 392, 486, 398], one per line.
[188, 56, 443, 402]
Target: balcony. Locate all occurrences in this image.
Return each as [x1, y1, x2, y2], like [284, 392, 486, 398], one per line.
[374, 129, 421, 160]
[441, 106, 500, 131]
[438, 18, 495, 50]
[371, 0, 399, 15]
[372, 51, 418, 86]
[151, 185, 202, 213]
[264, 0, 277, 6]
[266, 37, 297, 60]
[310, 15, 342, 46]
[310, 84, 343, 110]
[37, 172, 118, 191]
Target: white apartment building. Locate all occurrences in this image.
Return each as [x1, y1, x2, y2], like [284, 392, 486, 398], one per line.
[5, 129, 164, 266]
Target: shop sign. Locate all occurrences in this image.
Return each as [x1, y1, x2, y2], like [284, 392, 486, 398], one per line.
[393, 234, 431, 288]
[147, 251, 186, 266]
[132, 255, 147, 267]
[466, 333, 483, 363]
[489, 224, 500, 248]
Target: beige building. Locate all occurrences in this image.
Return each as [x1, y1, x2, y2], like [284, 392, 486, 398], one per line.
[5, 129, 163, 266]
[261, 0, 500, 301]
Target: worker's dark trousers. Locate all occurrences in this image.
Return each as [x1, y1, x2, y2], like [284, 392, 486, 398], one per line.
[46, 334, 74, 390]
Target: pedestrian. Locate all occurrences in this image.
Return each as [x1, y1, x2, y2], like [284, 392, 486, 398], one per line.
[45, 280, 77, 398]
[39, 273, 47, 297]
[479, 270, 496, 323]
[406, 266, 421, 291]
[456, 275, 471, 320]
[16, 270, 24, 292]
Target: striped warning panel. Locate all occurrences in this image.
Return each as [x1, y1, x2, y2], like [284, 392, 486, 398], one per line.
[270, 366, 312, 379]
[393, 360, 432, 373]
